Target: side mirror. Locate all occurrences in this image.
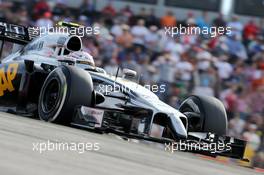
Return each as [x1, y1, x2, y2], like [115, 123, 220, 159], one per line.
[122, 68, 137, 81]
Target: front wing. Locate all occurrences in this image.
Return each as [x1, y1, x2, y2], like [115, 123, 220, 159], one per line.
[71, 106, 247, 161]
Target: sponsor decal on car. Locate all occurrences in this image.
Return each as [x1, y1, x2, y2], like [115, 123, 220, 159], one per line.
[0, 63, 19, 96]
[80, 106, 104, 127]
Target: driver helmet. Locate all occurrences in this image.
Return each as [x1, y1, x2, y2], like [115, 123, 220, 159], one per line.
[69, 51, 95, 66]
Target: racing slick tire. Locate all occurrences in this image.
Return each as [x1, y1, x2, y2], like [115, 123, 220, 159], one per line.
[38, 65, 93, 124]
[179, 95, 227, 135]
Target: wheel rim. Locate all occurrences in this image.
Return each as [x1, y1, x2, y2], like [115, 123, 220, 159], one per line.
[42, 78, 61, 114]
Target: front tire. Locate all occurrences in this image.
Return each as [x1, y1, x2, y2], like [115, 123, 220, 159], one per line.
[38, 65, 93, 124]
[179, 95, 227, 135]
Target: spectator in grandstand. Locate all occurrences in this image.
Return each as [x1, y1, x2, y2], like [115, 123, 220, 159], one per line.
[138, 55, 156, 85]
[53, 0, 67, 17]
[246, 85, 264, 113]
[145, 8, 159, 27]
[99, 34, 118, 64]
[153, 51, 177, 101]
[192, 67, 217, 97]
[120, 5, 133, 19]
[115, 24, 134, 49]
[248, 35, 264, 57]
[165, 36, 185, 61]
[243, 19, 259, 46]
[212, 13, 226, 28]
[214, 54, 233, 80]
[102, 2, 116, 17]
[16, 6, 30, 26]
[121, 52, 140, 73]
[130, 45, 148, 63]
[228, 15, 243, 39]
[33, 0, 50, 19]
[110, 19, 123, 37]
[243, 124, 261, 151]
[80, 0, 95, 15]
[228, 114, 246, 138]
[136, 7, 148, 21]
[145, 25, 159, 51]
[35, 11, 53, 29]
[160, 10, 177, 28]
[196, 11, 210, 29]
[225, 34, 248, 61]
[175, 54, 193, 82]
[131, 19, 149, 45]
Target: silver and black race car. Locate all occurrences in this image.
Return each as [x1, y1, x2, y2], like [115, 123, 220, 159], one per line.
[0, 22, 247, 160]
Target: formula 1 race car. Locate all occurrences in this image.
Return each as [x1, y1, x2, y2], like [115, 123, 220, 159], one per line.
[0, 22, 247, 160]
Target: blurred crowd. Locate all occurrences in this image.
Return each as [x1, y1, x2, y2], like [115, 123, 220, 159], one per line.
[0, 0, 263, 167]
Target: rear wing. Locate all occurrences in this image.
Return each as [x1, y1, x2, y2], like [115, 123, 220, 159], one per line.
[0, 22, 38, 45]
[0, 22, 39, 59]
[0, 21, 82, 44]
[0, 21, 81, 58]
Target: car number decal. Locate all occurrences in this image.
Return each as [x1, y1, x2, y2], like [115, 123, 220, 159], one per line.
[0, 63, 19, 96]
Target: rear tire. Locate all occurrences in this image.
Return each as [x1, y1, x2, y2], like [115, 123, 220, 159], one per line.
[38, 65, 93, 124]
[179, 95, 227, 135]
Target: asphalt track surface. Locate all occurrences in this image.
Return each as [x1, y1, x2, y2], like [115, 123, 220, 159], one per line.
[0, 112, 259, 175]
